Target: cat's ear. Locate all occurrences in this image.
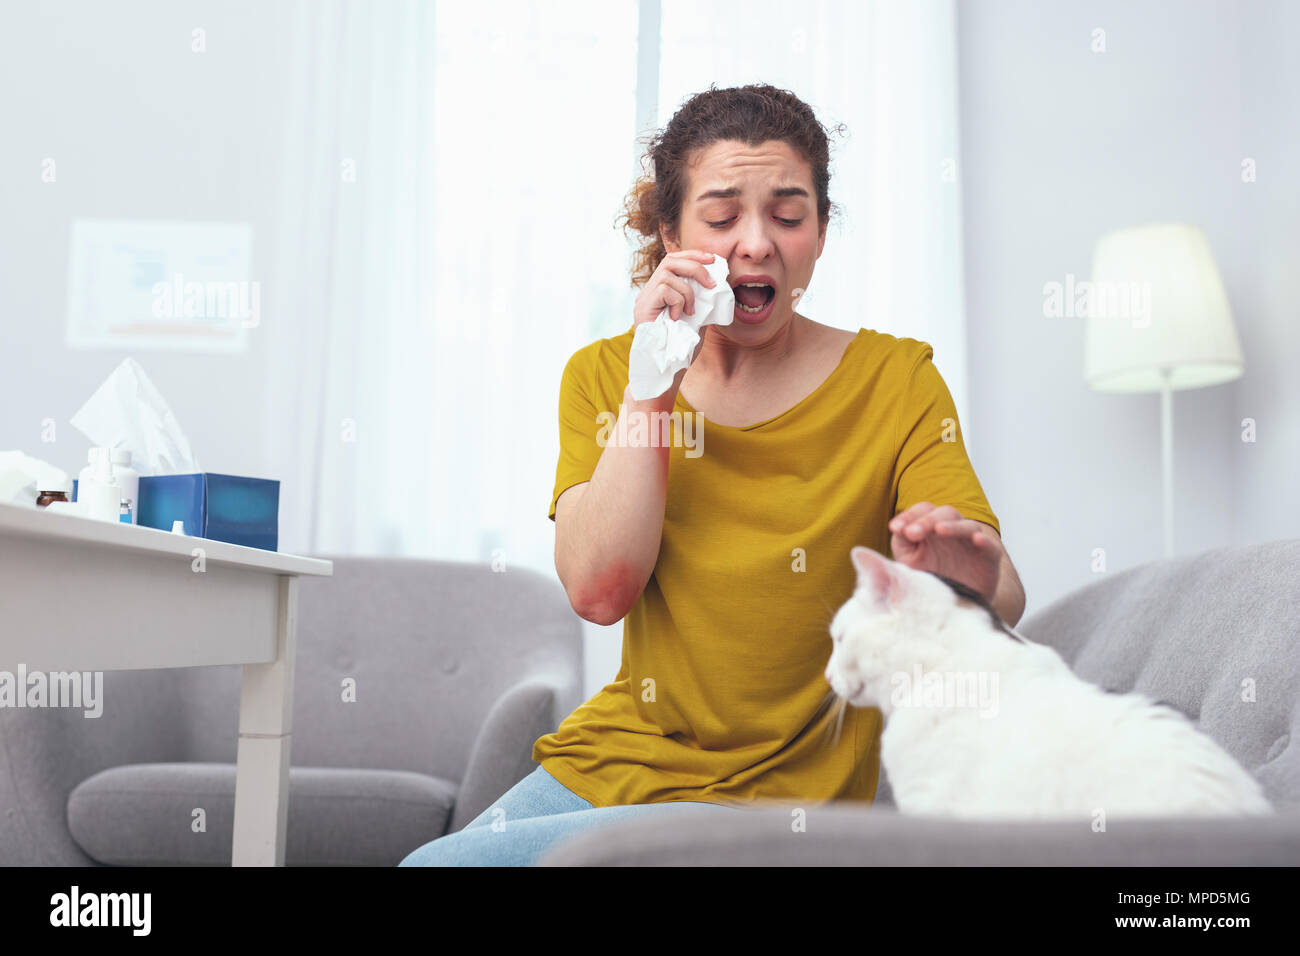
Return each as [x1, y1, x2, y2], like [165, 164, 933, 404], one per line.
[850, 545, 898, 605]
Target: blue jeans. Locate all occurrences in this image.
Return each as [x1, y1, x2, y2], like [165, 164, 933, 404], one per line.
[398, 764, 741, 866]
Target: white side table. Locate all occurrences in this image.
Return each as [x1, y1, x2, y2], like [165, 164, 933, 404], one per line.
[0, 501, 332, 866]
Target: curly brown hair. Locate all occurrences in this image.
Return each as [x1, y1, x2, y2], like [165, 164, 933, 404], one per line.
[617, 83, 846, 288]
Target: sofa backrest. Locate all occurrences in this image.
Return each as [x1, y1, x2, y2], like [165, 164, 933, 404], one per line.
[1018, 538, 1300, 810]
[172, 556, 584, 781]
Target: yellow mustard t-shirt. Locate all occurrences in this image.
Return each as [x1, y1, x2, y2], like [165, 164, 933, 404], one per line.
[533, 325, 1000, 809]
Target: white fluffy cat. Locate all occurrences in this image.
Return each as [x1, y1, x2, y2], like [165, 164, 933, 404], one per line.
[824, 545, 1272, 820]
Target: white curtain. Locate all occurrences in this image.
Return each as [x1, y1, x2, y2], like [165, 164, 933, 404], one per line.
[659, 0, 971, 441]
[263, 0, 968, 580]
[261, 0, 639, 567]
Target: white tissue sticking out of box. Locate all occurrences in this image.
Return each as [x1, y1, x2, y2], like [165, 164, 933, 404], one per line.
[0, 451, 68, 506]
[69, 357, 200, 476]
[627, 255, 734, 400]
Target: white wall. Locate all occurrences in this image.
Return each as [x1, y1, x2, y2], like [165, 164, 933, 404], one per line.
[1234, 1, 1300, 551]
[956, 0, 1299, 617]
[0, 1, 292, 481]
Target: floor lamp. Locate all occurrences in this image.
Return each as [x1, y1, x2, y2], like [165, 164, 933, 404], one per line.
[1085, 223, 1245, 559]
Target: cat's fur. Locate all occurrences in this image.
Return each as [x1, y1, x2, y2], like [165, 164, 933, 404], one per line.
[824, 545, 1272, 820]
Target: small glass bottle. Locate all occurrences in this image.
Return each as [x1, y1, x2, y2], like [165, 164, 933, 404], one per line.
[37, 482, 71, 507]
[119, 498, 133, 523]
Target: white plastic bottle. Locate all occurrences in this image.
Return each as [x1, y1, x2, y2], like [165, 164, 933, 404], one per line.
[80, 448, 122, 522]
[109, 448, 140, 524]
[76, 447, 104, 502]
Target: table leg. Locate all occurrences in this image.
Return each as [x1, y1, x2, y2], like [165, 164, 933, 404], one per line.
[232, 575, 299, 866]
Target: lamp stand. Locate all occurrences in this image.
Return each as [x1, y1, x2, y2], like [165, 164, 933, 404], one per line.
[1160, 366, 1174, 559]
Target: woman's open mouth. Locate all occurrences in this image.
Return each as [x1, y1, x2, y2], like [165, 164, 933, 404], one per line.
[732, 280, 777, 323]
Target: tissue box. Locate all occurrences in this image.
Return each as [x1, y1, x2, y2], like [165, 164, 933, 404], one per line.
[87, 473, 281, 551]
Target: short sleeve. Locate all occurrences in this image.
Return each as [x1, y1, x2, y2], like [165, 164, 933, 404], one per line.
[548, 346, 607, 521]
[892, 346, 1001, 536]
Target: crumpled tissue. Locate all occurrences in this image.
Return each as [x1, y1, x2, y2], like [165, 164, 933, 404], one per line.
[0, 451, 68, 506]
[627, 255, 734, 400]
[70, 357, 200, 476]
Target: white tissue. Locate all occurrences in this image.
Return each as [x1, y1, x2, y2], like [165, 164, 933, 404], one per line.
[627, 255, 734, 400]
[0, 451, 68, 506]
[69, 358, 200, 476]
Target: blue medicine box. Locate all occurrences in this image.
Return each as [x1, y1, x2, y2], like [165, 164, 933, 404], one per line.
[139, 473, 280, 551]
[77, 473, 280, 551]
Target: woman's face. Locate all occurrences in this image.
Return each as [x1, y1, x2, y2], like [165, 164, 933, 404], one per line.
[663, 138, 826, 340]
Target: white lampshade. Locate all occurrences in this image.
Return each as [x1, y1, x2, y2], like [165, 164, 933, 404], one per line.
[1084, 223, 1244, 393]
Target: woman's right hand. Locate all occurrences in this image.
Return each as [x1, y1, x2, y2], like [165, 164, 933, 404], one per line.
[633, 250, 720, 328]
[563, 259, 721, 624]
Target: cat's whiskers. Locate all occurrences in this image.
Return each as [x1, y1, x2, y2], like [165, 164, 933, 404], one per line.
[813, 689, 837, 744]
[811, 687, 836, 723]
[816, 689, 851, 750]
[816, 590, 855, 750]
[832, 695, 848, 747]
[815, 592, 839, 630]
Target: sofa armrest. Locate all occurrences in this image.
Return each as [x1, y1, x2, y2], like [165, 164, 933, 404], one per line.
[448, 678, 564, 832]
[536, 804, 1300, 866]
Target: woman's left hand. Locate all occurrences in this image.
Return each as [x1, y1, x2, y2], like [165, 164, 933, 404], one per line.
[888, 502, 1003, 601]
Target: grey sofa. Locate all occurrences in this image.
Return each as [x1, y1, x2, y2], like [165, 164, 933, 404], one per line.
[536, 538, 1300, 865]
[0, 557, 582, 866]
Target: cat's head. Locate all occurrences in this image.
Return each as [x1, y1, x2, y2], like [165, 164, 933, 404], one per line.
[824, 545, 1000, 711]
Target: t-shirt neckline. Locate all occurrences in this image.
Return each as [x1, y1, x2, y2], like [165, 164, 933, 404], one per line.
[673, 328, 867, 432]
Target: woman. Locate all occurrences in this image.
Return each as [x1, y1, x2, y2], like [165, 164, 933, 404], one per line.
[401, 83, 1025, 866]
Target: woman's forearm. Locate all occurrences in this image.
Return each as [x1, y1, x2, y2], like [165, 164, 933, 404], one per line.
[555, 381, 680, 625]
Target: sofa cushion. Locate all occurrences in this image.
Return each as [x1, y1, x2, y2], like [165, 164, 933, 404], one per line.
[535, 804, 1300, 866]
[67, 763, 457, 866]
[1017, 539, 1300, 810]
